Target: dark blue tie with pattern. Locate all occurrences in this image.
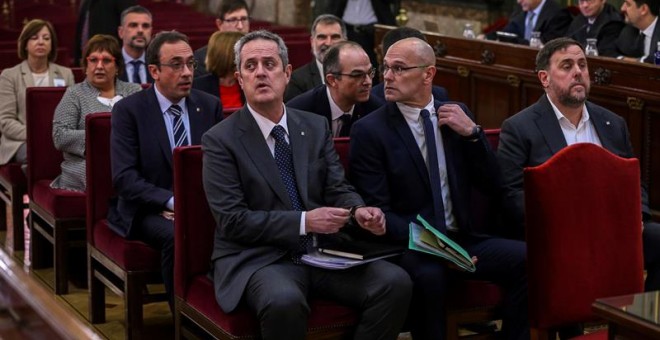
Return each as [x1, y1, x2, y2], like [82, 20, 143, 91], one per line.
[420, 109, 447, 233]
[271, 125, 311, 263]
[131, 60, 142, 84]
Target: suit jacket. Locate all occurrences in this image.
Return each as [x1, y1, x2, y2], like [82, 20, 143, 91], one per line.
[108, 86, 222, 237]
[498, 0, 570, 44]
[327, 0, 396, 26]
[497, 94, 651, 237]
[349, 101, 500, 242]
[598, 21, 660, 63]
[192, 73, 245, 107]
[286, 84, 384, 135]
[284, 61, 322, 102]
[202, 106, 364, 312]
[74, 0, 136, 65]
[193, 45, 210, 79]
[565, 3, 622, 47]
[370, 82, 449, 103]
[0, 61, 74, 165]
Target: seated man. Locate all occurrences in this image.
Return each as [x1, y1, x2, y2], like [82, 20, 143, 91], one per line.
[498, 37, 660, 291]
[284, 14, 346, 102]
[565, 0, 622, 47]
[487, 0, 571, 45]
[287, 41, 384, 137]
[598, 0, 659, 63]
[117, 5, 154, 84]
[371, 27, 448, 102]
[108, 31, 223, 307]
[202, 30, 412, 340]
[350, 37, 529, 340]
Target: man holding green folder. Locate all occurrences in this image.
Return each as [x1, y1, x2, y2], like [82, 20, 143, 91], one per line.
[350, 37, 529, 340]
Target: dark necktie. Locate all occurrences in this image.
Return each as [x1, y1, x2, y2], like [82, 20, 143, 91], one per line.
[130, 60, 143, 84]
[525, 11, 536, 41]
[271, 125, 311, 262]
[635, 32, 646, 56]
[420, 109, 447, 233]
[338, 113, 352, 137]
[168, 105, 189, 148]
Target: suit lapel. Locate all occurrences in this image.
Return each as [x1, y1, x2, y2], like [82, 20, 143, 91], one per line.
[588, 103, 617, 151]
[237, 108, 292, 207]
[20, 61, 34, 88]
[287, 110, 310, 207]
[186, 92, 204, 145]
[534, 95, 567, 155]
[318, 87, 333, 125]
[146, 87, 175, 167]
[389, 103, 430, 187]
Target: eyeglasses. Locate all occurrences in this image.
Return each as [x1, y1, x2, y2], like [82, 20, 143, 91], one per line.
[380, 64, 430, 76]
[159, 60, 198, 72]
[332, 68, 376, 80]
[223, 16, 249, 25]
[86, 55, 115, 66]
[577, 0, 594, 3]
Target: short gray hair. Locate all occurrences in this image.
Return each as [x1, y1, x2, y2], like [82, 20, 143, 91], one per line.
[311, 14, 346, 38]
[234, 30, 289, 70]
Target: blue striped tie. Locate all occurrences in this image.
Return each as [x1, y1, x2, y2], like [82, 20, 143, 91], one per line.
[169, 105, 188, 148]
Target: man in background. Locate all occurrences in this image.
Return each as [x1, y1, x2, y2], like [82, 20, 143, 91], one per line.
[284, 14, 346, 102]
[487, 0, 571, 45]
[598, 0, 659, 63]
[117, 5, 154, 84]
[565, 0, 622, 47]
[75, 0, 135, 66]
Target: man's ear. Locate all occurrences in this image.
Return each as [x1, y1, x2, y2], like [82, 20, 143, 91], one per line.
[235, 71, 243, 87]
[215, 19, 223, 31]
[538, 70, 549, 88]
[148, 64, 159, 81]
[325, 73, 337, 87]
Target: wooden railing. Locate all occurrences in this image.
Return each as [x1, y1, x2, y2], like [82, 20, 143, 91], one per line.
[375, 24, 660, 220]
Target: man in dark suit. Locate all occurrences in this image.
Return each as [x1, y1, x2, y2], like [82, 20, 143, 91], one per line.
[194, 0, 250, 78]
[202, 30, 411, 340]
[490, 0, 571, 45]
[498, 37, 660, 291]
[598, 0, 659, 63]
[117, 5, 154, 84]
[75, 0, 136, 66]
[287, 41, 383, 137]
[371, 27, 448, 102]
[109, 31, 222, 307]
[565, 0, 622, 47]
[350, 37, 529, 340]
[284, 14, 346, 102]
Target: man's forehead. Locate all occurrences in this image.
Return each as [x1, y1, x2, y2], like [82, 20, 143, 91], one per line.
[125, 13, 152, 23]
[160, 42, 193, 58]
[225, 8, 248, 18]
[551, 46, 585, 62]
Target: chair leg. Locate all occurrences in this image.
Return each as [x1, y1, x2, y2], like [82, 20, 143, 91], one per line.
[0, 196, 6, 231]
[89, 256, 106, 323]
[29, 213, 51, 269]
[54, 221, 68, 295]
[125, 273, 144, 340]
[9, 188, 25, 252]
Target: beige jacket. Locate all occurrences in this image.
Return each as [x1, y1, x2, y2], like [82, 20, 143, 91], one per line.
[0, 60, 74, 165]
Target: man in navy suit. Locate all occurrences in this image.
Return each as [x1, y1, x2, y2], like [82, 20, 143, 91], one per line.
[108, 31, 222, 307]
[287, 41, 383, 137]
[487, 0, 571, 45]
[117, 5, 154, 84]
[498, 37, 660, 291]
[202, 30, 411, 340]
[598, 0, 660, 63]
[350, 37, 529, 340]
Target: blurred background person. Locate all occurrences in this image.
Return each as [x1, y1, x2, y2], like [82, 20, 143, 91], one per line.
[193, 31, 245, 109]
[51, 34, 142, 192]
[0, 19, 74, 168]
[117, 5, 154, 84]
[565, 0, 622, 47]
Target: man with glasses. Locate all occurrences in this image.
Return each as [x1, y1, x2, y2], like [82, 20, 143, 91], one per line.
[284, 14, 346, 102]
[109, 31, 222, 309]
[349, 37, 529, 340]
[194, 0, 250, 78]
[117, 5, 154, 84]
[564, 0, 622, 47]
[287, 41, 383, 137]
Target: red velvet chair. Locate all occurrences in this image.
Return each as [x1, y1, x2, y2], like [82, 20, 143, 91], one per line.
[25, 86, 86, 295]
[0, 162, 27, 253]
[173, 146, 358, 339]
[524, 143, 644, 340]
[333, 137, 350, 173]
[286, 40, 313, 70]
[85, 113, 167, 339]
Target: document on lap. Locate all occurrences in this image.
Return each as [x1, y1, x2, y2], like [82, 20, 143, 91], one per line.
[409, 215, 476, 272]
[301, 250, 401, 270]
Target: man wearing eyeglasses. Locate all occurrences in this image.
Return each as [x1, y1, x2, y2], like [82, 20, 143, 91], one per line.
[194, 0, 250, 78]
[286, 41, 383, 137]
[284, 14, 346, 102]
[108, 31, 223, 310]
[349, 37, 529, 340]
[565, 0, 622, 48]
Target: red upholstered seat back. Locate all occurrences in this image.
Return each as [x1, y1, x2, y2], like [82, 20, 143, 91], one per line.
[85, 113, 113, 245]
[173, 146, 214, 298]
[484, 128, 500, 150]
[333, 137, 350, 174]
[524, 143, 644, 329]
[286, 40, 313, 70]
[25, 87, 66, 197]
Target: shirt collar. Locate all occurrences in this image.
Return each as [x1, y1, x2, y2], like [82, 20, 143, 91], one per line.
[122, 48, 146, 64]
[154, 85, 186, 114]
[247, 103, 289, 141]
[642, 17, 658, 37]
[326, 86, 355, 121]
[548, 95, 589, 127]
[396, 98, 435, 122]
[531, 0, 547, 17]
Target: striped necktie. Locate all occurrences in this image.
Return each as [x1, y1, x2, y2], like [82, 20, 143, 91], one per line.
[168, 105, 188, 148]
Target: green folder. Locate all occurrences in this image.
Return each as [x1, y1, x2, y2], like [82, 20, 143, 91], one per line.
[409, 215, 476, 272]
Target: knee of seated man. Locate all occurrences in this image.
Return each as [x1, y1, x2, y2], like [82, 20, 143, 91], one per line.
[262, 284, 310, 315]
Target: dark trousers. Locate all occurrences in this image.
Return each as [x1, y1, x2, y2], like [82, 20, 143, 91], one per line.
[244, 258, 412, 340]
[135, 214, 174, 310]
[643, 221, 660, 291]
[398, 234, 529, 340]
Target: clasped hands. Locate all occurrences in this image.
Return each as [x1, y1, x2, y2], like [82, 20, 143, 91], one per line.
[305, 206, 386, 236]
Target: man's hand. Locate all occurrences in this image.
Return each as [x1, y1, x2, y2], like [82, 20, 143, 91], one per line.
[437, 104, 475, 137]
[306, 207, 349, 234]
[354, 206, 387, 236]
